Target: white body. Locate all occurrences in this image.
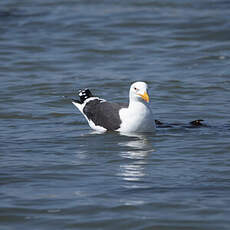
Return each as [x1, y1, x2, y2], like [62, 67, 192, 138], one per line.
[118, 101, 155, 133]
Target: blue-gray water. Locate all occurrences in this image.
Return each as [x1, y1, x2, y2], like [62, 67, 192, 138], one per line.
[1, 0, 230, 229]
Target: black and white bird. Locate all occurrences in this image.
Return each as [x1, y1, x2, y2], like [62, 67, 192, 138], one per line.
[72, 82, 156, 133]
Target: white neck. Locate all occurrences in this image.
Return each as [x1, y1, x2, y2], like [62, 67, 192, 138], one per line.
[128, 98, 149, 110]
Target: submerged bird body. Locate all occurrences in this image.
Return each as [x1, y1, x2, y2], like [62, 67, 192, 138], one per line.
[72, 82, 156, 133]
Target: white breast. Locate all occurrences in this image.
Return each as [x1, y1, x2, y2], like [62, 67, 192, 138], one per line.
[118, 102, 155, 133]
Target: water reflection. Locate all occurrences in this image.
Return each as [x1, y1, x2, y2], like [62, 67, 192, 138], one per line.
[118, 133, 155, 185]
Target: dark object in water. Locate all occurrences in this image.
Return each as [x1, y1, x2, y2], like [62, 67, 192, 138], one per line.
[155, 119, 206, 128]
[155, 119, 164, 125]
[0, 11, 11, 17]
[190, 119, 204, 127]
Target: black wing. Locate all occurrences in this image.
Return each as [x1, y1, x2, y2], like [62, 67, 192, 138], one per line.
[83, 99, 128, 131]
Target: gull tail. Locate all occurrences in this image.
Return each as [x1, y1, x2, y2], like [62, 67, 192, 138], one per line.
[72, 88, 93, 104]
[72, 88, 94, 113]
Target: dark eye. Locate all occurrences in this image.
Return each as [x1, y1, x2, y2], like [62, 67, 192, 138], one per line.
[134, 87, 137, 90]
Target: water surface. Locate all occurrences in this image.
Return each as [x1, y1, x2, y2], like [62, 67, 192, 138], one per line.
[1, 0, 230, 229]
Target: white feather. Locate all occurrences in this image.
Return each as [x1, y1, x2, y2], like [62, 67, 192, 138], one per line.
[118, 101, 155, 133]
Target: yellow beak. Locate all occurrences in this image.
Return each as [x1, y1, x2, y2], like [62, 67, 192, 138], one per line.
[138, 91, 149, 103]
